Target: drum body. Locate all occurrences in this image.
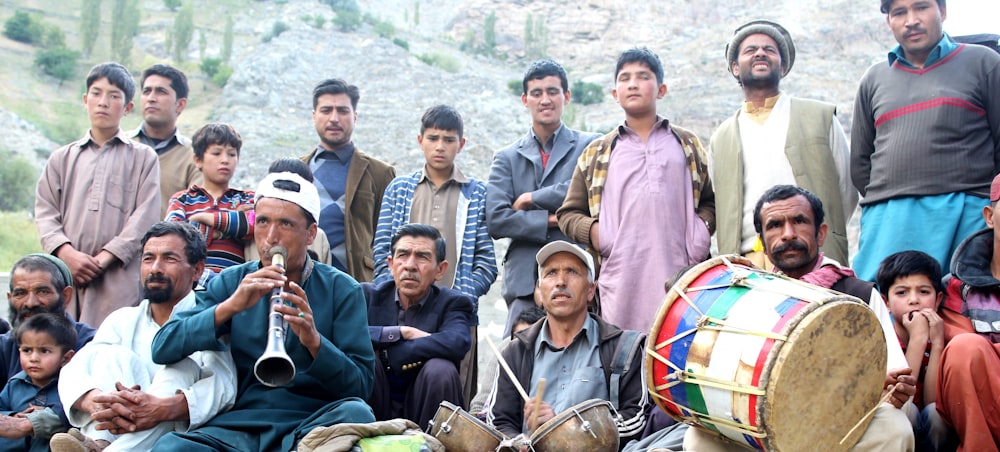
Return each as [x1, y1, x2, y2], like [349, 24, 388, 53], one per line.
[645, 256, 886, 451]
[529, 399, 619, 452]
[428, 401, 505, 451]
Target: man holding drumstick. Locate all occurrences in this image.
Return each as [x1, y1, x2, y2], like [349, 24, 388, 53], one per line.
[486, 241, 649, 448]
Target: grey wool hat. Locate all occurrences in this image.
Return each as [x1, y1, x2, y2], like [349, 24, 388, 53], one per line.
[726, 19, 796, 78]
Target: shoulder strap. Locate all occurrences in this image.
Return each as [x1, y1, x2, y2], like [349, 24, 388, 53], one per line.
[609, 330, 644, 410]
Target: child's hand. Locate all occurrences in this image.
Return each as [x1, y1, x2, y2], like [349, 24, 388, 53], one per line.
[14, 404, 42, 417]
[188, 212, 215, 226]
[918, 308, 945, 348]
[902, 309, 930, 340]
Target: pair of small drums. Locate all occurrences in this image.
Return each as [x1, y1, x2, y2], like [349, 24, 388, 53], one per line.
[428, 399, 619, 451]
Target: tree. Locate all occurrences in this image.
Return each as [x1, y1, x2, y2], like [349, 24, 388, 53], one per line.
[524, 13, 532, 52]
[222, 16, 233, 63]
[43, 25, 66, 48]
[172, 1, 195, 62]
[110, 0, 134, 65]
[198, 29, 207, 60]
[164, 0, 181, 11]
[3, 11, 44, 44]
[79, 0, 101, 57]
[483, 11, 496, 56]
[34, 46, 79, 84]
[413, 0, 419, 26]
[200, 57, 221, 77]
[571, 80, 604, 105]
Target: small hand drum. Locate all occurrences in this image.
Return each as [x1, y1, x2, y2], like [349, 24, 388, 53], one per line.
[428, 401, 506, 451]
[529, 399, 619, 452]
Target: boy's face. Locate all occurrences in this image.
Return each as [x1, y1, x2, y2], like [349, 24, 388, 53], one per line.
[886, 274, 943, 325]
[18, 330, 72, 388]
[83, 77, 133, 133]
[522, 75, 570, 130]
[141, 74, 186, 128]
[195, 144, 239, 187]
[612, 62, 666, 117]
[418, 127, 464, 174]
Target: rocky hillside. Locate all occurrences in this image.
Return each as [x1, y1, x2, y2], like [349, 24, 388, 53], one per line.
[4, 0, 898, 189]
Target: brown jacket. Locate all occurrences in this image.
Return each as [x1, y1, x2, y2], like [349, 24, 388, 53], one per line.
[300, 146, 395, 282]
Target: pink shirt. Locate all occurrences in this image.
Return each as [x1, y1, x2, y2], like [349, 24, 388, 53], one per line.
[597, 119, 710, 332]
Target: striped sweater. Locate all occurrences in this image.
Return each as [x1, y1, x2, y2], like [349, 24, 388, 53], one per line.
[165, 185, 255, 272]
[372, 170, 497, 302]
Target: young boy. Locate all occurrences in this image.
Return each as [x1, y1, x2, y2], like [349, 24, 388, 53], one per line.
[556, 47, 715, 333]
[0, 313, 77, 451]
[371, 104, 497, 410]
[876, 250, 953, 451]
[165, 123, 254, 274]
[35, 62, 161, 326]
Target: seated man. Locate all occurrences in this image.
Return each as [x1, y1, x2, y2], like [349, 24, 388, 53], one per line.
[937, 173, 1000, 449]
[683, 185, 916, 450]
[53, 222, 236, 451]
[0, 255, 97, 440]
[487, 241, 649, 446]
[150, 170, 376, 451]
[363, 223, 473, 429]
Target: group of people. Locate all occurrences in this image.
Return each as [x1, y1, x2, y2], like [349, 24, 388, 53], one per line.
[0, 0, 997, 450]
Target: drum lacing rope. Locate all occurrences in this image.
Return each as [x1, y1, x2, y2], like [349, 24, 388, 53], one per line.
[652, 397, 766, 438]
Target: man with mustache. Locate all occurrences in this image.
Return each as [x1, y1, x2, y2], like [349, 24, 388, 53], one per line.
[363, 223, 473, 428]
[0, 255, 97, 443]
[52, 222, 236, 451]
[711, 20, 855, 268]
[487, 241, 650, 448]
[300, 78, 395, 282]
[850, 0, 1000, 281]
[682, 185, 916, 450]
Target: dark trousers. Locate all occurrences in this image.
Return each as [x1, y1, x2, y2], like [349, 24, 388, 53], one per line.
[370, 357, 463, 430]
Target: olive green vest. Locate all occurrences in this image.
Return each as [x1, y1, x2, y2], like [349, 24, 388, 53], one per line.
[710, 97, 848, 264]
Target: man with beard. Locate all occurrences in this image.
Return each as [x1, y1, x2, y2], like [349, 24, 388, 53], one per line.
[0, 255, 96, 442]
[710, 20, 855, 268]
[682, 185, 915, 450]
[51, 222, 236, 452]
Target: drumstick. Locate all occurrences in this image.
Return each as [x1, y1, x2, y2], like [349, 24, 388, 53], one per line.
[529, 378, 547, 432]
[839, 385, 897, 445]
[485, 335, 531, 403]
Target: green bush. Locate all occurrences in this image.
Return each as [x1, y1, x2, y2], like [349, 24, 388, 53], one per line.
[417, 52, 460, 73]
[0, 211, 43, 270]
[374, 21, 394, 39]
[164, 0, 182, 11]
[262, 20, 290, 42]
[0, 150, 38, 212]
[34, 47, 79, 83]
[200, 57, 222, 77]
[571, 80, 604, 105]
[312, 16, 327, 29]
[333, 9, 361, 32]
[42, 25, 65, 48]
[3, 11, 44, 44]
[212, 65, 233, 87]
[392, 37, 409, 50]
[507, 80, 522, 96]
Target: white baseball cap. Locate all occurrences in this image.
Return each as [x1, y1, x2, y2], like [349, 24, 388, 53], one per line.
[254, 172, 321, 222]
[535, 240, 595, 281]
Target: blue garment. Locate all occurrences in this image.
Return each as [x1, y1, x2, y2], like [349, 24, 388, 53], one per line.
[311, 145, 353, 272]
[0, 371, 68, 452]
[371, 170, 497, 302]
[0, 318, 95, 389]
[853, 193, 988, 281]
[888, 33, 959, 68]
[150, 259, 376, 452]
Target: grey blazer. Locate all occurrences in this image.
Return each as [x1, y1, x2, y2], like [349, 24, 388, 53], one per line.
[486, 124, 600, 301]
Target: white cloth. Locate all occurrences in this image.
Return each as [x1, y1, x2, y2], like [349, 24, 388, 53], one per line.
[58, 292, 236, 450]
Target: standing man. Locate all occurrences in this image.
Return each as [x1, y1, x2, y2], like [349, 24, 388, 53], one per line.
[487, 60, 600, 336]
[711, 20, 855, 267]
[132, 64, 201, 219]
[557, 48, 715, 333]
[683, 185, 916, 451]
[301, 79, 395, 282]
[851, 0, 1000, 280]
[364, 224, 473, 429]
[486, 241, 649, 446]
[35, 62, 161, 326]
[150, 171, 376, 451]
[54, 222, 236, 452]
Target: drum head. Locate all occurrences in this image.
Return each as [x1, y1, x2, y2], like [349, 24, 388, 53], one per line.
[760, 300, 886, 451]
[429, 401, 505, 450]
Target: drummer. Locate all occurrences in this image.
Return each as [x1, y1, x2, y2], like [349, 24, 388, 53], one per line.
[682, 185, 915, 450]
[486, 241, 650, 448]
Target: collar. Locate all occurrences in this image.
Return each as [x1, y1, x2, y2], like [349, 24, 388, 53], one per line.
[314, 142, 355, 164]
[254, 255, 315, 284]
[144, 290, 198, 324]
[742, 92, 782, 115]
[82, 128, 129, 149]
[394, 284, 434, 310]
[10, 370, 59, 390]
[617, 115, 671, 137]
[538, 315, 597, 351]
[950, 228, 1000, 288]
[419, 165, 467, 185]
[133, 125, 186, 149]
[530, 123, 566, 148]
[888, 33, 957, 68]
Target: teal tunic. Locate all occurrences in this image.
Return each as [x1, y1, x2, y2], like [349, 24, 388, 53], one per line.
[151, 260, 376, 451]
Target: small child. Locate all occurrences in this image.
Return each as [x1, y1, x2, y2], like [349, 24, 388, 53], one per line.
[0, 313, 76, 451]
[165, 123, 254, 274]
[875, 250, 953, 451]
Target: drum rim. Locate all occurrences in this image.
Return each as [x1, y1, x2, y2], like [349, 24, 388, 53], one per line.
[429, 401, 506, 442]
